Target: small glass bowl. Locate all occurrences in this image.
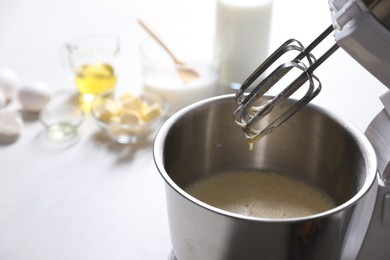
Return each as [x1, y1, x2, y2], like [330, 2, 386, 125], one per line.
[91, 90, 169, 144]
[39, 103, 84, 142]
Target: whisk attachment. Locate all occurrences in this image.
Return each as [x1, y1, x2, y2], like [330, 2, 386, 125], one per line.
[234, 25, 339, 143]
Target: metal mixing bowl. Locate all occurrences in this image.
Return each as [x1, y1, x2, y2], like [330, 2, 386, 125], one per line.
[154, 95, 377, 260]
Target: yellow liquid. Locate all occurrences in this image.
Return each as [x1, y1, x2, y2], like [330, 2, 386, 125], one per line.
[74, 63, 117, 98]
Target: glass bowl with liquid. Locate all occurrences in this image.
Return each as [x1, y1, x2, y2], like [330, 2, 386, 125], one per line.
[39, 92, 84, 142]
[64, 35, 120, 103]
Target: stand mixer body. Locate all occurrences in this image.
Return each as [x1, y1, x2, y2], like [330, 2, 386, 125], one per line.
[350, 95, 390, 259]
[281, 0, 390, 258]
[330, 0, 390, 258]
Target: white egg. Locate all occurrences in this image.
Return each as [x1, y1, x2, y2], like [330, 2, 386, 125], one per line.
[18, 81, 52, 113]
[0, 111, 23, 143]
[0, 89, 6, 108]
[0, 69, 20, 102]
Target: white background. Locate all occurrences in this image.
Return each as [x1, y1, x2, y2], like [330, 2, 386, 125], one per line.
[0, 0, 387, 259]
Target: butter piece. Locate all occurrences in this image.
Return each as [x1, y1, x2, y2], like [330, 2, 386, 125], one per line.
[121, 94, 143, 111]
[110, 116, 121, 124]
[104, 99, 121, 114]
[95, 99, 121, 121]
[120, 110, 141, 124]
[141, 102, 162, 121]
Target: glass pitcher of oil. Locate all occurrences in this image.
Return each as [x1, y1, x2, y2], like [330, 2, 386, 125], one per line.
[65, 35, 120, 103]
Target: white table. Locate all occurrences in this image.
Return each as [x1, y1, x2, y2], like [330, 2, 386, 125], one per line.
[0, 0, 386, 259]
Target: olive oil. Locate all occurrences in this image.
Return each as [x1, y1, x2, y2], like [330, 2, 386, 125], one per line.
[74, 63, 117, 100]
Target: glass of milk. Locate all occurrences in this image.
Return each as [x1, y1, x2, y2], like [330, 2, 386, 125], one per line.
[140, 37, 219, 115]
[216, 0, 274, 94]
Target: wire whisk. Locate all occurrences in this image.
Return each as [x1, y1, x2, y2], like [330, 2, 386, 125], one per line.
[234, 25, 339, 144]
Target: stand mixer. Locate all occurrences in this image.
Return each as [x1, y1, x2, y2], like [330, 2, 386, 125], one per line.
[235, 0, 390, 258]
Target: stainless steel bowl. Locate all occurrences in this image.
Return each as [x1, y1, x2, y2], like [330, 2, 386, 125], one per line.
[154, 95, 377, 260]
